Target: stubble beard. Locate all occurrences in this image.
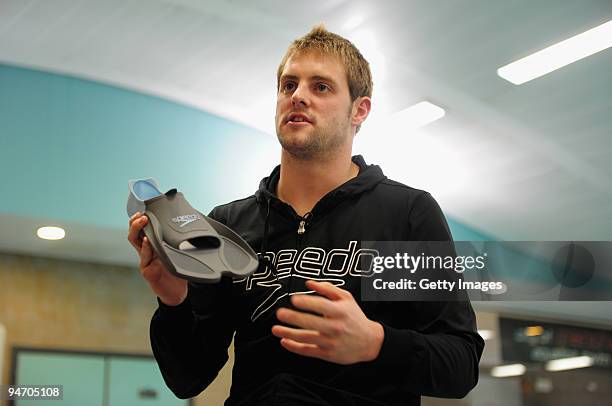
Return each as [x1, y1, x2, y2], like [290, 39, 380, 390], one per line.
[276, 107, 353, 161]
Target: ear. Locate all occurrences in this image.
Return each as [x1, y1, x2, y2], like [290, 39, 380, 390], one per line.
[351, 96, 371, 128]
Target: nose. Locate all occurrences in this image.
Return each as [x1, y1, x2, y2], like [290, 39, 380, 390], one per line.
[291, 83, 309, 107]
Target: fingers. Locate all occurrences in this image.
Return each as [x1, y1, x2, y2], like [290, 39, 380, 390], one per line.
[276, 308, 338, 336]
[128, 211, 141, 226]
[140, 236, 154, 268]
[127, 212, 148, 251]
[271, 325, 333, 349]
[305, 280, 349, 301]
[278, 338, 329, 361]
[139, 236, 163, 283]
[290, 294, 341, 318]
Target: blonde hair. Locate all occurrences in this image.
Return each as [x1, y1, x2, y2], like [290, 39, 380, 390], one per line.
[277, 24, 373, 102]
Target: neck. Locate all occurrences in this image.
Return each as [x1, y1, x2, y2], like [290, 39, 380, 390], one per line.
[277, 149, 359, 217]
[276, 149, 359, 216]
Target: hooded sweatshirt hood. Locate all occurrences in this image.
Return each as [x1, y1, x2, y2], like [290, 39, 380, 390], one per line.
[255, 155, 387, 216]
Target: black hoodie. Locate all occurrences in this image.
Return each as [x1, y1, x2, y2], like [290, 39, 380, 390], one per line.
[150, 155, 484, 405]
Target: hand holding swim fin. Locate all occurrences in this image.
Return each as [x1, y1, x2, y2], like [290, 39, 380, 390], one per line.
[128, 212, 188, 306]
[126, 178, 259, 285]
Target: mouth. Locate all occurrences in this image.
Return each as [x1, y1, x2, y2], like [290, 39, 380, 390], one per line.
[284, 113, 313, 126]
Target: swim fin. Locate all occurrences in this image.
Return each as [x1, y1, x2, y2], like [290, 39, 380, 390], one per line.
[127, 178, 259, 283]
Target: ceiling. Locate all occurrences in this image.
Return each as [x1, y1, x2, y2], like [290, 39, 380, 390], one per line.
[1, 0, 611, 323]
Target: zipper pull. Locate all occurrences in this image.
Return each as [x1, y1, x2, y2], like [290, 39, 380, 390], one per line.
[296, 212, 312, 235]
[297, 220, 306, 235]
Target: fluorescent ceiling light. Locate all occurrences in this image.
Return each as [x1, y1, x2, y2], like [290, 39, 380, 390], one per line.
[546, 355, 594, 372]
[491, 363, 526, 378]
[478, 329, 495, 340]
[393, 101, 446, 131]
[37, 226, 66, 241]
[498, 19, 612, 84]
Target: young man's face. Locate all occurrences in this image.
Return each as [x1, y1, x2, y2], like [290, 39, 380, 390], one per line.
[275, 51, 356, 160]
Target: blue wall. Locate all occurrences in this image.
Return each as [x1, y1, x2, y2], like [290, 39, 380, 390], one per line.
[0, 64, 277, 228]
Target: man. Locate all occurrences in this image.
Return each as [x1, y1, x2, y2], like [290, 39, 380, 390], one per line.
[128, 25, 483, 405]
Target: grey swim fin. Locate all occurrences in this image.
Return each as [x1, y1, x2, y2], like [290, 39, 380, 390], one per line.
[127, 178, 259, 283]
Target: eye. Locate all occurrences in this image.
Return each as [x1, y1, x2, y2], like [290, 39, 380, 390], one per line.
[316, 83, 330, 92]
[282, 82, 296, 92]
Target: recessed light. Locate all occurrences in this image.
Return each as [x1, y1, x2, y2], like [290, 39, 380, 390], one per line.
[491, 363, 526, 378]
[498, 19, 612, 84]
[37, 226, 66, 241]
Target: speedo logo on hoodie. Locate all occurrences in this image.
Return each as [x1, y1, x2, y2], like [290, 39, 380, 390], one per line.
[171, 214, 201, 227]
[234, 241, 380, 321]
[246, 241, 379, 289]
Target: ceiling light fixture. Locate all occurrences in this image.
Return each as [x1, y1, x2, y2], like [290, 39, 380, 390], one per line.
[393, 101, 446, 131]
[36, 226, 66, 241]
[498, 19, 612, 84]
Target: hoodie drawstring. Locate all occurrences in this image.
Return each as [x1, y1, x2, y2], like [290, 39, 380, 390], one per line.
[258, 198, 278, 277]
